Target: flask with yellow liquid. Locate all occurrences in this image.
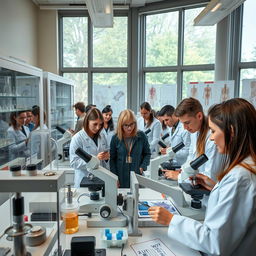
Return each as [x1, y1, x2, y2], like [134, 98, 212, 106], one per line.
[61, 184, 79, 234]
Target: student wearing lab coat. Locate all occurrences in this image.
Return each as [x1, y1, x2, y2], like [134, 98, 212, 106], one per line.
[29, 106, 50, 163]
[137, 102, 161, 157]
[70, 108, 109, 188]
[156, 109, 170, 139]
[7, 111, 30, 160]
[110, 109, 151, 188]
[73, 102, 86, 134]
[101, 105, 115, 148]
[159, 105, 191, 167]
[149, 98, 256, 256]
[163, 98, 222, 181]
[31, 106, 48, 130]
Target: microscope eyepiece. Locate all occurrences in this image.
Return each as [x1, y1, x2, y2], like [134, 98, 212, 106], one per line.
[144, 128, 151, 135]
[190, 154, 208, 170]
[161, 133, 170, 140]
[172, 142, 185, 153]
[158, 140, 167, 148]
[56, 126, 66, 134]
[75, 148, 92, 163]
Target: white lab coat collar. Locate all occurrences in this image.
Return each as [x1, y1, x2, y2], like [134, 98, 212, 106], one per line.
[172, 121, 182, 137]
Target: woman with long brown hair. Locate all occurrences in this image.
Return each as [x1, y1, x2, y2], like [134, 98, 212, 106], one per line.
[7, 111, 30, 160]
[110, 109, 151, 188]
[149, 98, 256, 255]
[164, 97, 222, 181]
[70, 108, 109, 187]
[137, 102, 161, 157]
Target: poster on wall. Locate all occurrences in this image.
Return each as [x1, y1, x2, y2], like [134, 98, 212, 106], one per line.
[93, 84, 127, 118]
[187, 80, 235, 112]
[145, 83, 177, 110]
[242, 79, 256, 107]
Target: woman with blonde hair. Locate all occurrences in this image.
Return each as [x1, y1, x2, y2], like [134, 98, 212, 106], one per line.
[149, 98, 256, 255]
[110, 109, 151, 188]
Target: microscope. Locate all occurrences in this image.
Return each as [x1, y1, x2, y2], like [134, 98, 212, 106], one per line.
[160, 133, 170, 146]
[179, 154, 210, 209]
[121, 171, 186, 233]
[149, 141, 185, 182]
[56, 126, 72, 163]
[75, 148, 126, 227]
[144, 128, 151, 136]
[4, 193, 32, 256]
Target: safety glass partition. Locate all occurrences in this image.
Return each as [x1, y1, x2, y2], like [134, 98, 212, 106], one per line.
[92, 73, 127, 118]
[0, 68, 40, 170]
[93, 17, 128, 67]
[145, 12, 178, 67]
[184, 8, 216, 65]
[145, 72, 177, 109]
[182, 71, 215, 99]
[241, 0, 256, 62]
[51, 83, 71, 130]
[63, 73, 88, 105]
[63, 17, 88, 67]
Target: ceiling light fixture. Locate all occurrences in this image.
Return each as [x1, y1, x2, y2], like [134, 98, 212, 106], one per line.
[194, 0, 246, 26]
[85, 0, 113, 28]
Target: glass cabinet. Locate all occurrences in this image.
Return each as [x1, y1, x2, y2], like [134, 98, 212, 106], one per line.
[0, 56, 43, 170]
[43, 72, 74, 138]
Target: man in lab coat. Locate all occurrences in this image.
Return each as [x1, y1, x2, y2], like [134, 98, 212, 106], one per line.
[73, 102, 86, 134]
[159, 105, 191, 168]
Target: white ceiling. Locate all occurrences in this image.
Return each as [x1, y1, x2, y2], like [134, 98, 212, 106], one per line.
[32, 0, 166, 8]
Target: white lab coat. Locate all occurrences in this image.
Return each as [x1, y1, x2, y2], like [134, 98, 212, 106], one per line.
[7, 125, 30, 160]
[101, 127, 115, 148]
[167, 121, 191, 166]
[180, 130, 222, 181]
[29, 124, 50, 164]
[137, 117, 162, 154]
[69, 129, 109, 188]
[168, 157, 256, 256]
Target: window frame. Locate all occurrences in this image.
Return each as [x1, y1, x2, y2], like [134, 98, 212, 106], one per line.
[59, 10, 129, 107]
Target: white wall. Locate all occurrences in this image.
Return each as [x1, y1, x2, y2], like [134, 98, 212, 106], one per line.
[0, 0, 38, 66]
[37, 10, 59, 74]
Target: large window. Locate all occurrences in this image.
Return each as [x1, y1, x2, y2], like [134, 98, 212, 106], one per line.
[239, 0, 256, 100]
[183, 71, 214, 98]
[93, 73, 127, 115]
[241, 0, 256, 63]
[145, 72, 177, 109]
[63, 17, 88, 67]
[184, 8, 216, 65]
[145, 12, 178, 67]
[143, 7, 216, 107]
[93, 17, 128, 67]
[63, 73, 88, 104]
[60, 13, 128, 117]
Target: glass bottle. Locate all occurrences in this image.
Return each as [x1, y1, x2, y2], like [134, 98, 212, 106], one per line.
[61, 184, 79, 234]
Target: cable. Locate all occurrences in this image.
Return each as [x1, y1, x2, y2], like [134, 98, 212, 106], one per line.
[121, 243, 126, 256]
[77, 192, 90, 203]
[78, 212, 92, 218]
[117, 206, 126, 217]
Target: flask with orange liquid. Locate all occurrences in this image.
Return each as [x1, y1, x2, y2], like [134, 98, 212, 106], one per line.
[61, 184, 79, 234]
